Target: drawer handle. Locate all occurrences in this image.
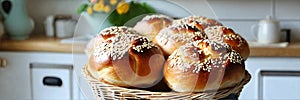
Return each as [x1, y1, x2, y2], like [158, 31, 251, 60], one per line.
[0, 58, 7, 68]
[43, 76, 63, 87]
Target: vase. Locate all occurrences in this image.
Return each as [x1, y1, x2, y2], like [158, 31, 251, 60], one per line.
[0, 0, 34, 40]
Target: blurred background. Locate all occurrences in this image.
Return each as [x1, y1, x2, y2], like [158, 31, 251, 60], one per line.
[0, 0, 300, 99]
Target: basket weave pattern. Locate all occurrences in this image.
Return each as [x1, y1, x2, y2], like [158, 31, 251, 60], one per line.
[82, 65, 251, 99]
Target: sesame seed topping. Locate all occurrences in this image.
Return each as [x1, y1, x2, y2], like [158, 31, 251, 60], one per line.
[93, 26, 148, 61]
[98, 26, 139, 37]
[132, 37, 157, 53]
[173, 16, 207, 24]
[205, 26, 225, 42]
[173, 16, 223, 28]
[156, 24, 207, 46]
[142, 14, 174, 21]
[205, 26, 246, 47]
[167, 40, 243, 73]
[223, 50, 243, 64]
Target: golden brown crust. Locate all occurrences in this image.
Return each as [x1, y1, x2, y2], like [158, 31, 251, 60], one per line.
[87, 16, 249, 93]
[89, 26, 165, 88]
[164, 40, 245, 92]
[133, 15, 173, 40]
[205, 26, 250, 60]
[153, 24, 207, 57]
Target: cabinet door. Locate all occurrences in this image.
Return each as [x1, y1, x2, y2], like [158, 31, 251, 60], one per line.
[0, 52, 83, 100]
[0, 52, 31, 99]
[260, 71, 300, 99]
[240, 57, 300, 99]
[31, 63, 73, 100]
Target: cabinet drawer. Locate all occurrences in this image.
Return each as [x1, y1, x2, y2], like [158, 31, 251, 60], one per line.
[30, 63, 73, 100]
[260, 71, 300, 99]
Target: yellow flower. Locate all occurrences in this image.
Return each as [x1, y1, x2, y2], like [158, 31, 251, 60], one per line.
[104, 5, 111, 13]
[117, 2, 129, 15]
[93, 1, 104, 11]
[99, 0, 104, 4]
[110, 0, 117, 5]
[87, 6, 93, 15]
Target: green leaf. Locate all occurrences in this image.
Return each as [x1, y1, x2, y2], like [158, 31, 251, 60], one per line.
[77, 4, 89, 14]
[141, 2, 156, 13]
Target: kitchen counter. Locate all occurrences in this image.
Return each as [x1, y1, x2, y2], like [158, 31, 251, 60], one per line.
[1, 35, 300, 56]
[249, 42, 300, 57]
[0, 34, 85, 53]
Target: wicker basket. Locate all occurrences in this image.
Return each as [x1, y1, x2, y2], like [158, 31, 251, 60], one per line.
[81, 65, 251, 99]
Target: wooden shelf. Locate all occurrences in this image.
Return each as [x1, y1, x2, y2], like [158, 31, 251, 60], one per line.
[249, 42, 300, 57]
[1, 34, 300, 57]
[0, 34, 85, 53]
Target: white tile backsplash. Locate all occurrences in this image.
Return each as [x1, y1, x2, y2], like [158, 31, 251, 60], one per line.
[25, 0, 300, 42]
[27, 0, 83, 34]
[221, 21, 258, 41]
[276, 0, 300, 20]
[207, 0, 272, 20]
[221, 20, 300, 42]
[169, 0, 218, 19]
[207, 0, 300, 42]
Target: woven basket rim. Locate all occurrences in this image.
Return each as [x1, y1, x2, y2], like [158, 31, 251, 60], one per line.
[81, 65, 251, 99]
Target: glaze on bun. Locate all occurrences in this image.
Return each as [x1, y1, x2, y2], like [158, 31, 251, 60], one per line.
[88, 26, 165, 88]
[164, 40, 245, 92]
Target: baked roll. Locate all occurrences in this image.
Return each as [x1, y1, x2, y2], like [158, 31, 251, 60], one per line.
[164, 40, 245, 92]
[153, 24, 207, 57]
[88, 26, 165, 88]
[133, 14, 173, 40]
[204, 26, 250, 60]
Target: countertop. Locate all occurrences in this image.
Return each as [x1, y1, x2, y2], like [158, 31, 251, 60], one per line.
[249, 42, 300, 57]
[1, 35, 300, 57]
[0, 34, 86, 53]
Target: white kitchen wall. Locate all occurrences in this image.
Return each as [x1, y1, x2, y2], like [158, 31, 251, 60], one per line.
[207, 0, 273, 20]
[276, 0, 300, 20]
[27, 0, 83, 34]
[26, 0, 300, 42]
[171, 0, 300, 42]
[207, 0, 274, 41]
[173, 0, 300, 42]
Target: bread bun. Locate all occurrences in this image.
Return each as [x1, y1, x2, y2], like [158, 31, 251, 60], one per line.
[173, 16, 223, 29]
[153, 24, 207, 57]
[133, 14, 173, 40]
[164, 40, 245, 92]
[204, 26, 250, 60]
[89, 26, 165, 88]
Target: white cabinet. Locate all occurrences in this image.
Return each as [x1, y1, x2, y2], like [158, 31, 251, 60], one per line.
[261, 72, 300, 99]
[239, 57, 300, 99]
[73, 53, 91, 99]
[31, 63, 73, 100]
[0, 52, 87, 100]
[7, 52, 300, 99]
